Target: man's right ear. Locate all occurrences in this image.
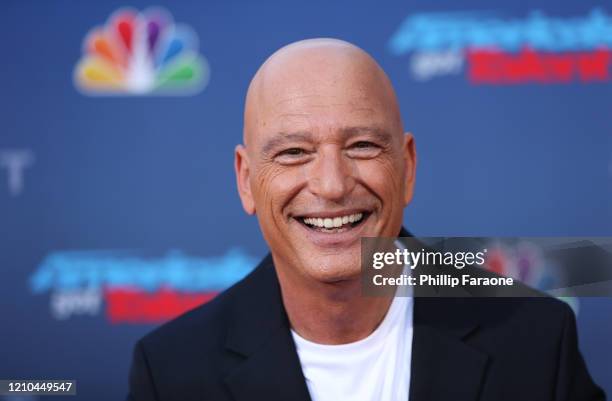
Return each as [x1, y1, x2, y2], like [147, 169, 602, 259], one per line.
[234, 145, 256, 215]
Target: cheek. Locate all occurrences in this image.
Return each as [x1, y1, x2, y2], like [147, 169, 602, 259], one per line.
[252, 164, 306, 217]
[355, 157, 404, 203]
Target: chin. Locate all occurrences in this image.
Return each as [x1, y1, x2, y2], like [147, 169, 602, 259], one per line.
[300, 251, 362, 284]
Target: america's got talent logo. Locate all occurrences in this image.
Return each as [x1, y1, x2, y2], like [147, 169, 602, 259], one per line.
[388, 8, 612, 85]
[29, 248, 256, 324]
[74, 7, 209, 95]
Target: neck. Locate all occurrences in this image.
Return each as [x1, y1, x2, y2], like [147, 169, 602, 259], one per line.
[276, 263, 393, 345]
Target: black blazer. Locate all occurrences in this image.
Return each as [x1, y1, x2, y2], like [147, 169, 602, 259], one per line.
[127, 231, 605, 401]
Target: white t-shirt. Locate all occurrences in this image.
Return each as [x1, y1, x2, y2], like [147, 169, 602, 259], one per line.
[290, 274, 413, 401]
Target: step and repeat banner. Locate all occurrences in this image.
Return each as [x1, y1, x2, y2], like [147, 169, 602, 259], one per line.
[1, 0, 611, 399]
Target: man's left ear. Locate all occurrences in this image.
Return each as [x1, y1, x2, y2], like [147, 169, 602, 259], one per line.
[402, 132, 417, 206]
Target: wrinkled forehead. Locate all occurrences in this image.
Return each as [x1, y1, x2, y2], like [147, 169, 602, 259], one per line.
[244, 45, 402, 148]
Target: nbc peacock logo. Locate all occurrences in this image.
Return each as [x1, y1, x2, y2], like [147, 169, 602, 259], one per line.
[74, 7, 210, 96]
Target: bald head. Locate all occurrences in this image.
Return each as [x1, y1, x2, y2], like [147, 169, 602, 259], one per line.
[243, 38, 403, 147]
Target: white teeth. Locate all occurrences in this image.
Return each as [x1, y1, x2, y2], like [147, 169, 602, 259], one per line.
[302, 212, 366, 229]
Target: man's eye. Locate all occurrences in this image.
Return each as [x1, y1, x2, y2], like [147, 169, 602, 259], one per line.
[279, 148, 306, 156]
[346, 141, 381, 158]
[352, 141, 376, 149]
[274, 148, 311, 164]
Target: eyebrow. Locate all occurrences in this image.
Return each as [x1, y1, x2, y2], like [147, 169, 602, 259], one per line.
[260, 126, 393, 157]
[261, 132, 313, 156]
[343, 126, 393, 144]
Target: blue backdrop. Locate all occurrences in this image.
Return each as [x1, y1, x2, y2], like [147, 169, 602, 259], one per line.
[1, 1, 610, 400]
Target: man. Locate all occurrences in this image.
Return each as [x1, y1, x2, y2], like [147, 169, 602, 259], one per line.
[127, 39, 604, 401]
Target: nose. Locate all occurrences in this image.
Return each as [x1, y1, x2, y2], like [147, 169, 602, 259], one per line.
[306, 145, 355, 201]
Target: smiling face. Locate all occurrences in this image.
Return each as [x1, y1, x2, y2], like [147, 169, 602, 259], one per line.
[235, 39, 416, 285]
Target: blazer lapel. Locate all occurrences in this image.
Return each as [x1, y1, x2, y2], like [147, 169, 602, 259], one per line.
[224, 324, 312, 401]
[397, 228, 489, 401]
[223, 255, 311, 401]
[409, 292, 489, 401]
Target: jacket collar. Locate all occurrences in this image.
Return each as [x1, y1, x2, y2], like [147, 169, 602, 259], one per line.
[223, 254, 312, 401]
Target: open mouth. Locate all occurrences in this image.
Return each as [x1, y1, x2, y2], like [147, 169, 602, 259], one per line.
[295, 211, 371, 234]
